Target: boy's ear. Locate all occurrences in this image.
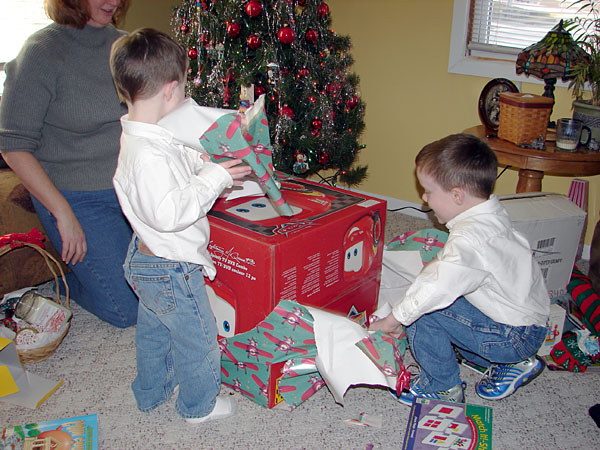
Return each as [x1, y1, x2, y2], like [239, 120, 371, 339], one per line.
[451, 186, 465, 205]
[163, 80, 179, 100]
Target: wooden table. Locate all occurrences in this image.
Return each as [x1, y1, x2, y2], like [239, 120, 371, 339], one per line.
[465, 125, 600, 193]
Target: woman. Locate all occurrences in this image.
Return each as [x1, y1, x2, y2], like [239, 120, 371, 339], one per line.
[0, 0, 138, 328]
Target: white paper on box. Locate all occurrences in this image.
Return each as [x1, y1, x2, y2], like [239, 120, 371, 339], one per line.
[500, 193, 587, 298]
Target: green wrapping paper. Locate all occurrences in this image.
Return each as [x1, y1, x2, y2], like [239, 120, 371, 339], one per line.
[355, 330, 411, 392]
[385, 228, 448, 264]
[199, 95, 294, 216]
[219, 300, 321, 408]
[220, 300, 410, 409]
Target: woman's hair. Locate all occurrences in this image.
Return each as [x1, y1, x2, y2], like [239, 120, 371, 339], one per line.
[110, 28, 188, 104]
[415, 133, 498, 199]
[45, 0, 131, 29]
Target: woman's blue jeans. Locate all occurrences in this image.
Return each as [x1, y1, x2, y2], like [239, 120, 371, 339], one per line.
[31, 189, 138, 328]
[407, 296, 546, 393]
[124, 236, 221, 419]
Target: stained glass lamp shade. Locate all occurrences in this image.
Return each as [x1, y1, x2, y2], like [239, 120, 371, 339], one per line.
[516, 20, 589, 99]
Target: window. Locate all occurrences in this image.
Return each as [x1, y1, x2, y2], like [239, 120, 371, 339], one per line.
[0, 0, 52, 94]
[449, 0, 589, 83]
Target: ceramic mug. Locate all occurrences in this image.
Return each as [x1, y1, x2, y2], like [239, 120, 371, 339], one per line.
[555, 118, 591, 152]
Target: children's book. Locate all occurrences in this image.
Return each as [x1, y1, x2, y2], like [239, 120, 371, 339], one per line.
[0, 414, 98, 450]
[401, 398, 492, 450]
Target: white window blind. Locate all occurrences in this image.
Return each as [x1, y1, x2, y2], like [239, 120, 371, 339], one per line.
[469, 0, 589, 57]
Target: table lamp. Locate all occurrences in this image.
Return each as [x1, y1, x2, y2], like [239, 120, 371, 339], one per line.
[516, 20, 589, 100]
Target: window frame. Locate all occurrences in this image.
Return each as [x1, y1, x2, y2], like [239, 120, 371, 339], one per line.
[448, 0, 571, 88]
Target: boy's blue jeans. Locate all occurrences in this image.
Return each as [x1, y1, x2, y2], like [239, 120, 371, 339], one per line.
[31, 189, 138, 328]
[123, 236, 221, 419]
[407, 296, 546, 393]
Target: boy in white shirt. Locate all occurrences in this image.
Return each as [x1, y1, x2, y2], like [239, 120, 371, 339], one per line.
[371, 133, 550, 404]
[110, 28, 252, 423]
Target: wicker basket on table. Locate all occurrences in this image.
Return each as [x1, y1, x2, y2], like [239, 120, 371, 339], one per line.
[0, 229, 70, 364]
[498, 92, 554, 146]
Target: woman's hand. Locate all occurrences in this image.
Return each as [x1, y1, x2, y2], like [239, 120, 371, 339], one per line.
[55, 210, 87, 265]
[2, 151, 87, 265]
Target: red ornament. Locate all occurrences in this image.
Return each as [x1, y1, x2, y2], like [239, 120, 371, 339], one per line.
[280, 105, 294, 119]
[318, 3, 330, 18]
[305, 29, 318, 44]
[247, 35, 262, 50]
[298, 68, 309, 77]
[227, 22, 241, 38]
[200, 31, 210, 47]
[311, 129, 320, 137]
[326, 82, 341, 95]
[180, 24, 189, 34]
[298, 0, 307, 5]
[245, 0, 263, 18]
[311, 119, 323, 129]
[278, 26, 295, 44]
[346, 95, 359, 109]
[319, 152, 330, 165]
[188, 48, 198, 59]
[254, 85, 266, 98]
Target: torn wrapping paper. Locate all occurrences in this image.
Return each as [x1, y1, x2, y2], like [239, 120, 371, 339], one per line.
[220, 300, 408, 409]
[379, 228, 448, 308]
[158, 95, 293, 216]
[385, 228, 448, 264]
[219, 300, 319, 409]
[309, 305, 409, 405]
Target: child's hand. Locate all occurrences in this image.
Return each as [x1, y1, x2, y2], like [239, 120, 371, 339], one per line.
[218, 159, 253, 185]
[369, 313, 404, 339]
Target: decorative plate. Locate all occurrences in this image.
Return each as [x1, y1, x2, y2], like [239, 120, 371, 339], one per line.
[478, 78, 519, 131]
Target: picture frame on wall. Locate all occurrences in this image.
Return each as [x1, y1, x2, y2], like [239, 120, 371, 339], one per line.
[478, 78, 519, 131]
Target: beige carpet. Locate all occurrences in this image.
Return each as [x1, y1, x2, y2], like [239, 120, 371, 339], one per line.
[1, 211, 599, 450]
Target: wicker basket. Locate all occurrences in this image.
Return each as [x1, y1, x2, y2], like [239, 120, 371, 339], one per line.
[498, 92, 554, 146]
[0, 241, 70, 364]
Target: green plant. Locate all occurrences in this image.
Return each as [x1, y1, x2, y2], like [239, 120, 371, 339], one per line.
[566, 1, 600, 105]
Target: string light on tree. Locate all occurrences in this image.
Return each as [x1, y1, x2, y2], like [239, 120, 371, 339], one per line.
[172, 0, 367, 186]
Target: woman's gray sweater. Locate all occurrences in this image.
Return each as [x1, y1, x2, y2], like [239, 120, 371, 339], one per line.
[0, 23, 127, 191]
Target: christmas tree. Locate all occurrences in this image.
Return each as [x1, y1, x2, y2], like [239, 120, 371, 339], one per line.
[171, 0, 367, 186]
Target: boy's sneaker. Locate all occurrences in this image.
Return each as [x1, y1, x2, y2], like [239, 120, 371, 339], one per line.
[475, 356, 544, 401]
[392, 377, 466, 407]
[185, 395, 237, 424]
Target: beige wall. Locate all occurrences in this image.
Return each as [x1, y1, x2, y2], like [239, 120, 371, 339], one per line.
[123, 0, 598, 246]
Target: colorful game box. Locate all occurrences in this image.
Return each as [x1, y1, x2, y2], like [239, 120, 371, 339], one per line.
[1, 414, 98, 450]
[402, 399, 492, 450]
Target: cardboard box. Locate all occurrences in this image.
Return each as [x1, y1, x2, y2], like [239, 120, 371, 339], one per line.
[500, 193, 587, 298]
[207, 177, 386, 337]
[207, 177, 386, 407]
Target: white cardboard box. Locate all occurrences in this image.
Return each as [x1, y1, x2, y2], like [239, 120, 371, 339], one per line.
[500, 193, 587, 299]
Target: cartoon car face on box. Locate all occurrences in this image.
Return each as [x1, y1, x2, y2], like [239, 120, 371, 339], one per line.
[206, 278, 237, 338]
[222, 181, 331, 224]
[343, 213, 381, 280]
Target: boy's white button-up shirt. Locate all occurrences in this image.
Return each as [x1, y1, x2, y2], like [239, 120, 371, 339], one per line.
[113, 116, 233, 279]
[392, 196, 550, 327]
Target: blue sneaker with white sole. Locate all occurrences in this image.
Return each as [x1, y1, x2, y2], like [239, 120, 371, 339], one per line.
[391, 377, 466, 406]
[475, 355, 544, 400]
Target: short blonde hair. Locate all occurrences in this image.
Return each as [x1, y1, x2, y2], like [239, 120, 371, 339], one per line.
[45, 0, 131, 29]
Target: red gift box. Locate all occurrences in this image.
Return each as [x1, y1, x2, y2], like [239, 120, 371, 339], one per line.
[206, 177, 385, 338]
